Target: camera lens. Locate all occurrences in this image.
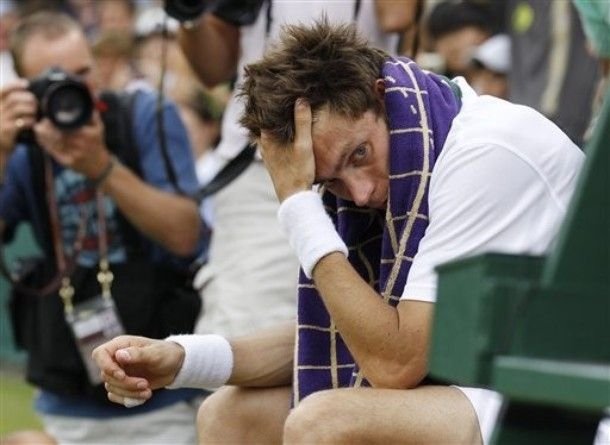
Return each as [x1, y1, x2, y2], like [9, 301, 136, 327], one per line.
[42, 81, 94, 130]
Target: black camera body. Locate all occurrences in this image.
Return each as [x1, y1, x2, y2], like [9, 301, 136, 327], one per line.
[164, 0, 264, 26]
[164, 0, 211, 22]
[17, 67, 95, 144]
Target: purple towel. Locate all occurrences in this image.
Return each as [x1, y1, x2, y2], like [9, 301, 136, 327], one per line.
[293, 57, 461, 404]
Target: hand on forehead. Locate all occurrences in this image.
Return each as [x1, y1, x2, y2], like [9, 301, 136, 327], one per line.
[258, 98, 316, 203]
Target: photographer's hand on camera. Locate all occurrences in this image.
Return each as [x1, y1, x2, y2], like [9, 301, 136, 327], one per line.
[0, 80, 37, 171]
[33, 110, 113, 182]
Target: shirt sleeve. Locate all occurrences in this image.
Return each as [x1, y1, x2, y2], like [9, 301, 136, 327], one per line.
[132, 91, 200, 196]
[0, 147, 31, 242]
[129, 91, 206, 265]
[401, 142, 555, 302]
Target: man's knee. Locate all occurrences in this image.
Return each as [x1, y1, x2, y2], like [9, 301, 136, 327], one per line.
[284, 390, 355, 443]
[198, 385, 290, 444]
[197, 386, 242, 440]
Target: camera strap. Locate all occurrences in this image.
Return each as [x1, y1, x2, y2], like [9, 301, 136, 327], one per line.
[157, 20, 187, 197]
[192, 143, 257, 201]
[155, 91, 185, 196]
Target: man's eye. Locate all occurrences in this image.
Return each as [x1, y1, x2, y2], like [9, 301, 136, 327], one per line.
[353, 145, 367, 160]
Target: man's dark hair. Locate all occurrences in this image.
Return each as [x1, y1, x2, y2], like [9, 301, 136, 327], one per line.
[239, 19, 388, 145]
[10, 11, 82, 77]
[426, 1, 494, 41]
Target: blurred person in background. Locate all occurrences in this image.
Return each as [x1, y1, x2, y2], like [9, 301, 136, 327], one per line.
[91, 31, 136, 90]
[172, 80, 226, 238]
[0, 0, 19, 87]
[96, 0, 135, 36]
[572, 0, 610, 144]
[0, 11, 205, 444]
[381, 0, 424, 57]
[132, 5, 229, 239]
[64, 0, 98, 38]
[506, 0, 599, 146]
[90, 0, 138, 90]
[424, 0, 494, 77]
[466, 33, 510, 99]
[132, 7, 192, 93]
[172, 83, 223, 166]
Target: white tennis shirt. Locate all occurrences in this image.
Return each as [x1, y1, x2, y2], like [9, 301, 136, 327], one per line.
[401, 78, 585, 302]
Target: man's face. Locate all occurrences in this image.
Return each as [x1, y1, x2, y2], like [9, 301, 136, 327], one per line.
[312, 107, 390, 209]
[20, 29, 97, 92]
[434, 27, 489, 75]
[469, 68, 508, 99]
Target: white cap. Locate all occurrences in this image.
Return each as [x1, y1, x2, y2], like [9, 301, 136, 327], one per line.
[471, 34, 511, 74]
[134, 7, 179, 38]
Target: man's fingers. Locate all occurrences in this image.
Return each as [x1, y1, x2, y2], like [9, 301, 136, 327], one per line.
[115, 348, 132, 364]
[106, 391, 147, 408]
[89, 110, 102, 126]
[101, 368, 148, 389]
[92, 346, 126, 380]
[123, 397, 146, 408]
[293, 98, 313, 149]
[104, 382, 151, 400]
[3, 90, 37, 110]
[92, 336, 147, 379]
[0, 79, 29, 99]
[13, 116, 36, 130]
[115, 346, 151, 367]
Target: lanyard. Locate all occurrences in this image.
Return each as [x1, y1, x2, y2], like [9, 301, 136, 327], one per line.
[44, 155, 114, 315]
[95, 188, 114, 300]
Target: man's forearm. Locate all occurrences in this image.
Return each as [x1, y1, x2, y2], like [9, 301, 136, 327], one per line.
[229, 320, 295, 387]
[178, 14, 240, 88]
[374, 0, 418, 33]
[100, 161, 201, 256]
[312, 252, 430, 389]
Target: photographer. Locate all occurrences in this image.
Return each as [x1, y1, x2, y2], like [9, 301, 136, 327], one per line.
[0, 11, 205, 445]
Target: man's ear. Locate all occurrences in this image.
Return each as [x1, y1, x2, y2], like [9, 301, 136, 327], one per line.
[374, 78, 385, 99]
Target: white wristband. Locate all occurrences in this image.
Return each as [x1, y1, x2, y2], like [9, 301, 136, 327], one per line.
[278, 190, 348, 278]
[164, 334, 233, 390]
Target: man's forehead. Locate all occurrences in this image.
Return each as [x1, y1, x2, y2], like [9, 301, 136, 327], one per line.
[311, 107, 354, 140]
[21, 30, 88, 74]
[312, 116, 355, 184]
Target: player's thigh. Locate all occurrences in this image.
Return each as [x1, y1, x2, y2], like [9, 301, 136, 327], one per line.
[285, 385, 481, 445]
[198, 385, 292, 444]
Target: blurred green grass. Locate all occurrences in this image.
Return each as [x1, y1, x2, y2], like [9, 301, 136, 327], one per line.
[0, 366, 42, 436]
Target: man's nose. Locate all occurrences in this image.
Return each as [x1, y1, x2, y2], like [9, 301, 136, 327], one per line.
[344, 177, 371, 207]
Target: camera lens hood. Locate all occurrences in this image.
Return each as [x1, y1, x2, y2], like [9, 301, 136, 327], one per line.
[41, 79, 94, 130]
